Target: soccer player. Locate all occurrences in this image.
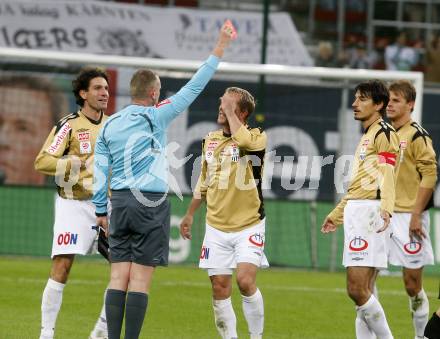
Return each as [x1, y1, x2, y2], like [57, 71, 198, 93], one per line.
[92, 21, 235, 339]
[34, 68, 110, 339]
[321, 80, 399, 339]
[180, 87, 267, 339]
[386, 80, 437, 339]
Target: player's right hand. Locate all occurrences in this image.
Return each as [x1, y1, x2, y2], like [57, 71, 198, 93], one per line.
[321, 217, 337, 233]
[180, 214, 193, 240]
[377, 209, 391, 233]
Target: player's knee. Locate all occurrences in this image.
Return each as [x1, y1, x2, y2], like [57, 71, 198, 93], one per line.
[236, 274, 256, 295]
[347, 283, 368, 303]
[211, 280, 231, 299]
[50, 256, 73, 283]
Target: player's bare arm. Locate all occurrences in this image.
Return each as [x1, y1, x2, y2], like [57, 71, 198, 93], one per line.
[409, 186, 433, 239]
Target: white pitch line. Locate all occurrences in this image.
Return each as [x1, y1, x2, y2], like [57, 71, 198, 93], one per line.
[1, 276, 436, 298]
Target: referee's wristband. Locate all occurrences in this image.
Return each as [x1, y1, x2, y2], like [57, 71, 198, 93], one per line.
[95, 212, 108, 217]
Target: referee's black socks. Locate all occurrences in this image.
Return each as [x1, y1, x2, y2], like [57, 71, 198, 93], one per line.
[425, 311, 440, 339]
[105, 289, 126, 339]
[125, 291, 148, 339]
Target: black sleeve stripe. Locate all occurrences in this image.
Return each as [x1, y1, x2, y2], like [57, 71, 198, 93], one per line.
[411, 122, 431, 144]
[54, 112, 79, 134]
[374, 122, 394, 143]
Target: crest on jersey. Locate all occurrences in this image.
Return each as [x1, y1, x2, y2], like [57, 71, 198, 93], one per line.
[399, 140, 407, 163]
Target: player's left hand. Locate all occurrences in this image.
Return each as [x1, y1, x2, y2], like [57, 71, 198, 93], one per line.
[220, 94, 237, 119]
[321, 217, 337, 233]
[377, 210, 390, 233]
[409, 212, 426, 240]
[96, 216, 109, 237]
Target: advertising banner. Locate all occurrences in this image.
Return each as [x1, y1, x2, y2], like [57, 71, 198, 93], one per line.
[0, 0, 312, 66]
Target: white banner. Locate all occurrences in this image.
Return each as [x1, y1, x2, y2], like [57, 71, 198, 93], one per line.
[0, 0, 312, 66]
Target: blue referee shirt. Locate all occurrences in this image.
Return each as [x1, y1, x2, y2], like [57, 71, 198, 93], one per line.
[93, 55, 220, 214]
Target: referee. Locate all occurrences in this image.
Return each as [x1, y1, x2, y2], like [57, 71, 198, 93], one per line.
[92, 21, 236, 339]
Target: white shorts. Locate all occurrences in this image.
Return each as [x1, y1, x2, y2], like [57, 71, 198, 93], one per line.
[51, 195, 98, 258]
[199, 219, 269, 276]
[388, 211, 434, 269]
[343, 200, 389, 269]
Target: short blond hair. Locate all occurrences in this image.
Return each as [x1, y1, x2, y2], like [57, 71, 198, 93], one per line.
[130, 69, 157, 100]
[225, 87, 256, 119]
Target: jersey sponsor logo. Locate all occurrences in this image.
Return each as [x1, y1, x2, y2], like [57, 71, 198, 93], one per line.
[206, 141, 218, 162]
[47, 122, 71, 154]
[207, 141, 219, 151]
[231, 144, 240, 162]
[378, 152, 396, 166]
[155, 99, 171, 108]
[80, 141, 92, 154]
[349, 236, 368, 251]
[362, 139, 370, 146]
[205, 150, 214, 162]
[403, 241, 422, 254]
[200, 246, 210, 259]
[399, 140, 407, 163]
[77, 131, 90, 141]
[248, 233, 264, 247]
[220, 144, 240, 162]
[56, 232, 78, 246]
[359, 146, 367, 160]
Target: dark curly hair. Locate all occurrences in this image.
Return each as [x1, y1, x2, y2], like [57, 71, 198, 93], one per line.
[354, 80, 389, 117]
[72, 67, 109, 107]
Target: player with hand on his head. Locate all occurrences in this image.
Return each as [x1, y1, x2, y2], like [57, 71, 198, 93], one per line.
[321, 80, 399, 339]
[180, 87, 267, 339]
[386, 80, 437, 339]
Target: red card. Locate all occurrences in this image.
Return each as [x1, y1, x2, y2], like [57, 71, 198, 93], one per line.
[225, 19, 238, 40]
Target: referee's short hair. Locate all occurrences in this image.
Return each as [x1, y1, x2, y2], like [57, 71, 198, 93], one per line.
[130, 69, 158, 100]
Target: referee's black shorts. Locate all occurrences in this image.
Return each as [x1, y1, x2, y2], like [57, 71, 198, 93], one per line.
[109, 189, 170, 266]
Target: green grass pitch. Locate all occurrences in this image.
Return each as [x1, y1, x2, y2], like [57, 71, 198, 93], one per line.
[0, 256, 438, 338]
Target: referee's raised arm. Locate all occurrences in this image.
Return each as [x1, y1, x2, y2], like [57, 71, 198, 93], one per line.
[91, 20, 237, 339]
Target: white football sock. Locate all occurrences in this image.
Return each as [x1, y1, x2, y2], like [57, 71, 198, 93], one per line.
[409, 289, 429, 338]
[213, 297, 237, 339]
[242, 288, 264, 338]
[40, 278, 65, 339]
[91, 288, 108, 333]
[357, 295, 393, 339]
[355, 308, 376, 339]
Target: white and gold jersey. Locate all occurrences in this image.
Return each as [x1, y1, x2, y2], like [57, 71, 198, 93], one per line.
[394, 120, 437, 212]
[328, 118, 400, 226]
[195, 125, 267, 232]
[35, 110, 107, 200]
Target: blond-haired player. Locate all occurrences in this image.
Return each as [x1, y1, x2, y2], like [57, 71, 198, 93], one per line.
[180, 87, 267, 339]
[386, 80, 437, 339]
